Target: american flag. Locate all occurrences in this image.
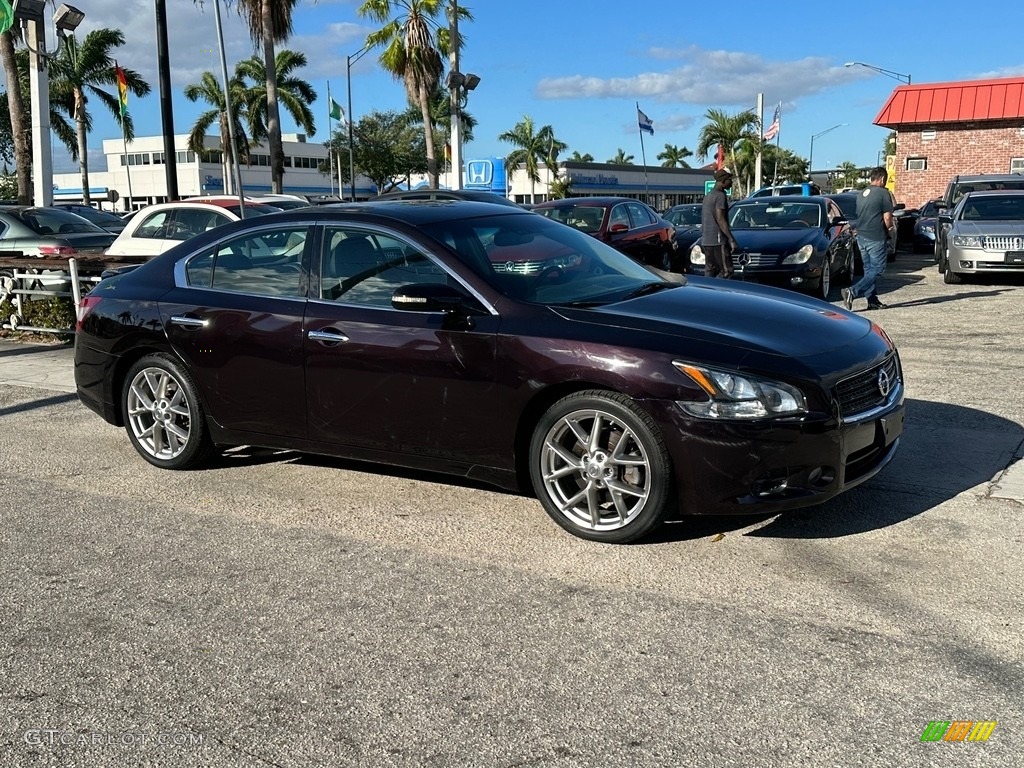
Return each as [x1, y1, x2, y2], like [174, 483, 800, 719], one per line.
[763, 102, 781, 141]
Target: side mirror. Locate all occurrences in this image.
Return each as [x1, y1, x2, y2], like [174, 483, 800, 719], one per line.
[937, 213, 953, 224]
[608, 223, 629, 234]
[391, 283, 480, 314]
[830, 216, 848, 227]
[893, 203, 906, 211]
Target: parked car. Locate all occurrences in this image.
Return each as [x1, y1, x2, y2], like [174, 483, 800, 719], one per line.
[662, 203, 703, 270]
[53, 203, 128, 234]
[932, 173, 1024, 262]
[937, 189, 1024, 283]
[912, 200, 941, 253]
[106, 199, 281, 258]
[0, 206, 117, 291]
[75, 200, 904, 544]
[750, 182, 822, 198]
[373, 188, 524, 209]
[688, 196, 857, 299]
[532, 196, 677, 270]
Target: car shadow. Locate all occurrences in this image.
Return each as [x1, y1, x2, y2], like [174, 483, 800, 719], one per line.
[650, 397, 1023, 543]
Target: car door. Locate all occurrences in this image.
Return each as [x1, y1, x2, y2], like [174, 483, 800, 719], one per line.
[825, 200, 853, 274]
[303, 224, 501, 463]
[158, 221, 312, 438]
[627, 202, 669, 268]
[604, 202, 645, 261]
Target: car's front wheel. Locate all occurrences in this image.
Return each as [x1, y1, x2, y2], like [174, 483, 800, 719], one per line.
[529, 390, 673, 543]
[122, 353, 214, 470]
[943, 265, 964, 284]
[817, 260, 831, 299]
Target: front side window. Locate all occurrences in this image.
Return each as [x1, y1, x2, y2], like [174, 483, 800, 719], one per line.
[186, 226, 308, 297]
[320, 228, 449, 307]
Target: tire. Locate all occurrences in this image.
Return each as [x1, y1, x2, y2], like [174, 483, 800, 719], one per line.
[122, 353, 214, 470]
[529, 390, 673, 543]
[817, 260, 831, 300]
[937, 251, 948, 274]
[943, 266, 963, 284]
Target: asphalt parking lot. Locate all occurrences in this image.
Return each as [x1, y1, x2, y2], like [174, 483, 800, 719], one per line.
[0, 251, 1021, 767]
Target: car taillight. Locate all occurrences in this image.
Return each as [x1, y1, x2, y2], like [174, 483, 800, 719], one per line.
[77, 294, 102, 329]
[38, 245, 77, 256]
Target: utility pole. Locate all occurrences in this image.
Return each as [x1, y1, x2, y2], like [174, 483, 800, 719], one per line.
[448, 1, 462, 190]
[155, 0, 178, 202]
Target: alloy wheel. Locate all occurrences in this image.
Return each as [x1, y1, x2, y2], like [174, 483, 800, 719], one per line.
[126, 367, 194, 461]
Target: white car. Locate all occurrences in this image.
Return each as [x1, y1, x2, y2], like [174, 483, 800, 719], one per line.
[105, 199, 281, 258]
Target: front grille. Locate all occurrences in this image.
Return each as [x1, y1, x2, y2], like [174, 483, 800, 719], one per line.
[983, 236, 1024, 251]
[835, 355, 899, 419]
[735, 252, 778, 267]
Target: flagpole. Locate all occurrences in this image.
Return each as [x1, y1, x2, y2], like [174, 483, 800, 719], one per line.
[773, 102, 781, 184]
[115, 61, 134, 211]
[636, 101, 649, 203]
[327, 81, 335, 196]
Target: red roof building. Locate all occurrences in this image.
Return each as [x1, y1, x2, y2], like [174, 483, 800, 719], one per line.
[873, 77, 1024, 207]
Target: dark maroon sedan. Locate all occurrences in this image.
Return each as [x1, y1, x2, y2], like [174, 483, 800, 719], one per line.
[75, 199, 905, 543]
[532, 196, 678, 270]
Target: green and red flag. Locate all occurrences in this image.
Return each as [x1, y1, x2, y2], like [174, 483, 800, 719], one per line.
[115, 64, 128, 118]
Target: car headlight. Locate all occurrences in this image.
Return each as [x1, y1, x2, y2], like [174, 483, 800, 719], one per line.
[918, 223, 935, 235]
[689, 243, 705, 266]
[952, 234, 982, 248]
[781, 243, 814, 264]
[673, 362, 808, 420]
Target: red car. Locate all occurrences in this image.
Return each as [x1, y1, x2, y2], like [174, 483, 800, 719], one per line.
[532, 196, 677, 270]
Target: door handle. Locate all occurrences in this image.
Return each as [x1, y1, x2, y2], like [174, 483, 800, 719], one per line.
[169, 315, 208, 329]
[309, 329, 350, 344]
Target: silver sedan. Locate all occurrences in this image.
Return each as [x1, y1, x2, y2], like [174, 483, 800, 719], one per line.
[939, 189, 1024, 284]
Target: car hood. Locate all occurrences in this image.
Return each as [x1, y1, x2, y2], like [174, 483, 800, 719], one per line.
[953, 221, 1024, 236]
[731, 229, 820, 254]
[555, 278, 872, 361]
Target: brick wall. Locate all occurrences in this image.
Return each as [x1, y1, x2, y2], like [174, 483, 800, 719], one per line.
[891, 120, 1024, 207]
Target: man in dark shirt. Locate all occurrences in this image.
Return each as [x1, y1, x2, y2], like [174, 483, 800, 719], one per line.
[701, 169, 739, 278]
[842, 167, 895, 310]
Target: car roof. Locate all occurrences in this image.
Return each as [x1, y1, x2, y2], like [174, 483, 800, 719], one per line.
[533, 197, 648, 207]
[734, 195, 829, 204]
[959, 189, 1024, 198]
[952, 173, 1024, 182]
[308, 199, 533, 225]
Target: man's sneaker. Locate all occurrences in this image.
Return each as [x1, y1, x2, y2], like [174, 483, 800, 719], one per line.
[866, 299, 887, 310]
[841, 288, 854, 311]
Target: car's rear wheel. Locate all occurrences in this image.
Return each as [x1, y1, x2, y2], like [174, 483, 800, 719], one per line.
[122, 353, 214, 470]
[529, 390, 673, 543]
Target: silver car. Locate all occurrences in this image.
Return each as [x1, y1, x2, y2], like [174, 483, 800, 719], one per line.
[939, 190, 1024, 284]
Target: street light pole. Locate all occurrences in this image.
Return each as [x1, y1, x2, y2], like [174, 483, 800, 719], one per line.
[809, 123, 847, 177]
[448, 1, 462, 190]
[844, 61, 912, 84]
[346, 44, 371, 201]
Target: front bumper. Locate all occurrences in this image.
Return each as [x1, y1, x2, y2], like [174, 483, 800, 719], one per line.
[946, 245, 1024, 275]
[647, 381, 905, 515]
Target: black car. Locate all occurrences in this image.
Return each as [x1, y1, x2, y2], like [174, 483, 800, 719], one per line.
[75, 200, 904, 544]
[687, 196, 857, 299]
[663, 203, 703, 270]
[53, 203, 128, 234]
[373, 188, 524, 209]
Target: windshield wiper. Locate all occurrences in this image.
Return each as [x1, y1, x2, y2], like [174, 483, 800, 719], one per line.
[620, 281, 678, 301]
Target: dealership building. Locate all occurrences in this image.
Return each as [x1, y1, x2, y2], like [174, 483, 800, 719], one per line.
[52, 134, 712, 212]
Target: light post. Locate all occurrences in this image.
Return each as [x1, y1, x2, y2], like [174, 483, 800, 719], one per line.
[13, 1, 85, 206]
[346, 44, 372, 201]
[809, 123, 847, 177]
[844, 61, 912, 85]
[445, 69, 480, 189]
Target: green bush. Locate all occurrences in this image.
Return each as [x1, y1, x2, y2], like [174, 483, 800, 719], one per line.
[3, 295, 76, 331]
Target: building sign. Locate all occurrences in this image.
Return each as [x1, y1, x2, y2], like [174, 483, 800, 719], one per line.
[568, 172, 620, 186]
[464, 158, 506, 192]
[203, 175, 224, 190]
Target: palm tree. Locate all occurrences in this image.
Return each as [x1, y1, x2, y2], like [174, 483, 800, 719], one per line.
[402, 85, 478, 171]
[236, 49, 317, 145]
[44, 29, 149, 205]
[607, 148, 634, 165]
[696, 108, 759, 193]
[358, 0, 472, 189]
[657, 143, 692, 168]
[498, 115, 566, 203]
[183, 70, 251, 195]
[1, 29, 30, 204]
[233, 0, 299, 194]
[568, 151, 593, 163]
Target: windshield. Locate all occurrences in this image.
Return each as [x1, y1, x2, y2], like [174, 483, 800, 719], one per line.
[958, 194, 1024, 220]
[664, 206, 701, 226]
[419, 212, 669, 305]
[20, 208, 108, 235]
[224, 203, 283, 217]
[729, 200, 822, 229]
[952, 179, 1024, 205]
[534, 203, 608, 234]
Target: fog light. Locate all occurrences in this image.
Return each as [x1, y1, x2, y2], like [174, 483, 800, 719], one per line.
[790, 277, 803, 284]
[959, 260, 973, 269]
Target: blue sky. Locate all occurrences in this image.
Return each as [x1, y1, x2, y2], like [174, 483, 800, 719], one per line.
[7, 0, 1024, 180]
